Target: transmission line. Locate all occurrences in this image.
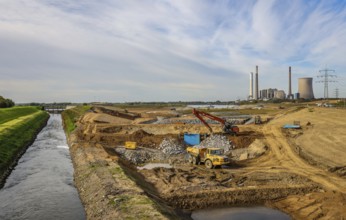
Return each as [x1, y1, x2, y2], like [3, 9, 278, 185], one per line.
[316, 68, 337, 100]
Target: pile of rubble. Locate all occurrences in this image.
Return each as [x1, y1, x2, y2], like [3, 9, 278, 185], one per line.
[114, 147, 165, 165]
[114, 137, 185, 165]
[159, 138, 185, 155]
[196, 135, 234, 154]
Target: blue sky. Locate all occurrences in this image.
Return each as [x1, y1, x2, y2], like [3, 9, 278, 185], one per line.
[0, 0, 346, 103]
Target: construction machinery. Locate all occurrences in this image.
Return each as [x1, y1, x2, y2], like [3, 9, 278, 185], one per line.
[186, 147, 230, 169]
[125, 141, 137, 150]
[192, 108, 239, 135]
[254, 115, 262, 124]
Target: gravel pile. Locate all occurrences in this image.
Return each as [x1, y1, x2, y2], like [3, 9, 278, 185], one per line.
[159, 138, 185, 155]
[114, 147, 165, 165]
[195, 135, 233, 154]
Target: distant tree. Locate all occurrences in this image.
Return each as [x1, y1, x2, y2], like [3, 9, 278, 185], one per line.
[0, 96, 15, 108]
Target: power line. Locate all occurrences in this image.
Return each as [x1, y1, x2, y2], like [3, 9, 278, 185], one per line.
[316, 68, 337, 99]
[335, 88, 339, 99]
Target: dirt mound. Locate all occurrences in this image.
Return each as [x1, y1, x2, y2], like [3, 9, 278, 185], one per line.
[132, 129, 153, 139]
[271, 191, 346, 220]
[82, 112, 132, 124]
[139, 166, 318, 210]
[231, 139, 268, 161]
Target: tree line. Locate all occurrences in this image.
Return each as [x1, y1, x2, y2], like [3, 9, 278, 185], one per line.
[0, 96, 15, 108]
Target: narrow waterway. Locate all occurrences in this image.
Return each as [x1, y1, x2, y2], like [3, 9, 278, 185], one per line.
[0, 114, 85, 220]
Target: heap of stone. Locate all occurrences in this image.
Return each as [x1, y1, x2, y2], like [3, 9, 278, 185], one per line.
[123, 150, 151, 164]
[159, 138, 185, 155]
[196, 135, 233, 154]
[114, 147, 165, 165]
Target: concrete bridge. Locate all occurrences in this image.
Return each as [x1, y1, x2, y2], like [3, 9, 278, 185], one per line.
[43, 105, 67, 114]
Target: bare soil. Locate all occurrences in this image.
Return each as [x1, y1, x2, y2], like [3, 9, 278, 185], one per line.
[67, 105, 346, 220]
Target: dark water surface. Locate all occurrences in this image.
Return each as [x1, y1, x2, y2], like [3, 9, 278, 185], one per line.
[191, 206, 291, 220]
[0, 114, 85, 220]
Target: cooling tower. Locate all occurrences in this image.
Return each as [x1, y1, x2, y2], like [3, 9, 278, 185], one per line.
[249, 72, 253, 99]
[298, 77, 314, 99]
[255, 65, 259, 100]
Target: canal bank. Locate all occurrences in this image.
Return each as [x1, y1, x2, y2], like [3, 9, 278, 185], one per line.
[0, 107, 49, 188]
[0, 114, 85, 220]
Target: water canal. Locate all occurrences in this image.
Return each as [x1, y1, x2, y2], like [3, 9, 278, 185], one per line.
[0, 114, 85, 220]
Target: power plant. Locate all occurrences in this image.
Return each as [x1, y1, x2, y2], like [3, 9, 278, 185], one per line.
[298, 77, 314, 99]
[255, 65, 259, 100]
[287, 66, 294, 99]
[249, 72, 253, 99]
[247, 65, 316, 101]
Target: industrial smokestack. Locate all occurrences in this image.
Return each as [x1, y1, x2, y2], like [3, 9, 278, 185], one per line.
[249, 72, 253, 99]
[288, 66, 292, 98]
[255, 65, 259, 100]
[298, 77, 314, 99]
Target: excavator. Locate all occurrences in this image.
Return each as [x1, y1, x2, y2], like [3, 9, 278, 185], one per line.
[192, 108, 239, 136]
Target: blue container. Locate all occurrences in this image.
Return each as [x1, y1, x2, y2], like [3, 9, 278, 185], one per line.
[184, 133, 200, 146]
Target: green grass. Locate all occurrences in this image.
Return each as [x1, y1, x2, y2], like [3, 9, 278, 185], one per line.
[0, 106, 41, 124]
[61, 105, 90, 135]
[0, 109, 49, 176]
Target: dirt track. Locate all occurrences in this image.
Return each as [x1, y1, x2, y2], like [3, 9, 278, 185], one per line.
[67, 105, 346, 219]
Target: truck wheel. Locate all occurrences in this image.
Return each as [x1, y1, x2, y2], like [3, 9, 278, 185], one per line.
[188, 155, 193, 164]
[192, 157, 198, 165]
[205, 160, 213, 169]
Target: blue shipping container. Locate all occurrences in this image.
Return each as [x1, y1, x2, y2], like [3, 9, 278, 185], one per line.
[184, 133, 200, 146]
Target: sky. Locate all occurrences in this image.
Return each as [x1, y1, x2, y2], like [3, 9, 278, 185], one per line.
[1, 0, 346, 103]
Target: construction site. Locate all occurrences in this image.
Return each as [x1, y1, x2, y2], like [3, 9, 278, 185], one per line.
[66, 103, 346, 219]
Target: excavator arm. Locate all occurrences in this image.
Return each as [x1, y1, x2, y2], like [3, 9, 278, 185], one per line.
[192, 108, 239, 135]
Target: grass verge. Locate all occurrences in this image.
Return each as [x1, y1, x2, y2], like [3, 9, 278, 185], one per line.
[0, 108, 49, 184]
[0, 106, 41, 124]
[61, 105, 90, 135]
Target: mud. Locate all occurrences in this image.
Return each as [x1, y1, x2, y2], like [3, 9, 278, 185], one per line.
[67, 106, 346, 220]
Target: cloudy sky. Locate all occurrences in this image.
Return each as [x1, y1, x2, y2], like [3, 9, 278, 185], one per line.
[0, 0, 346, 103]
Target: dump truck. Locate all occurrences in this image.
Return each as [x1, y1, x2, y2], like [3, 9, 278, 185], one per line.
[186, 146, 230, 169]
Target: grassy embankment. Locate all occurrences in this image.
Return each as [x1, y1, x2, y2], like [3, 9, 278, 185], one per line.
[61, 105, 90, 135]
[0, 106, 49, 182]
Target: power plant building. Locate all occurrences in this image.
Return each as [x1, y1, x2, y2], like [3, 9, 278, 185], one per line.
[274, 90, 286, 99]
[260, 88, 277, 99]
[298, 77, 314, 99]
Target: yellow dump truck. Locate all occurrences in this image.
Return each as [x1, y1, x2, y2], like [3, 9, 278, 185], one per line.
[186, 147, 230, 169]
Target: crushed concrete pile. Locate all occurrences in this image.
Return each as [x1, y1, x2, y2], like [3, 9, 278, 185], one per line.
[231, 139, 268, 161]
[159, 138, 185, 155]
[195, 135, 233, 154]
[114, 147, 165, 165]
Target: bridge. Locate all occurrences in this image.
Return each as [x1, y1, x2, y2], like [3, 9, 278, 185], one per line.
[42, 104, 67, 114]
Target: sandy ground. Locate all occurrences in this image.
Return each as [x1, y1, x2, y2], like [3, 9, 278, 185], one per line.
[67, 105, 346, 220]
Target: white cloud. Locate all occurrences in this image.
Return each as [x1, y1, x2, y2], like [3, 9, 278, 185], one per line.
[0, 0, 346, 102]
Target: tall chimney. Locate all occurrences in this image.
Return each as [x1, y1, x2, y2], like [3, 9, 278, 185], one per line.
[255, 65, 259, 100]
[288, 66, 292, 98]
[249, 72, 253, 99]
